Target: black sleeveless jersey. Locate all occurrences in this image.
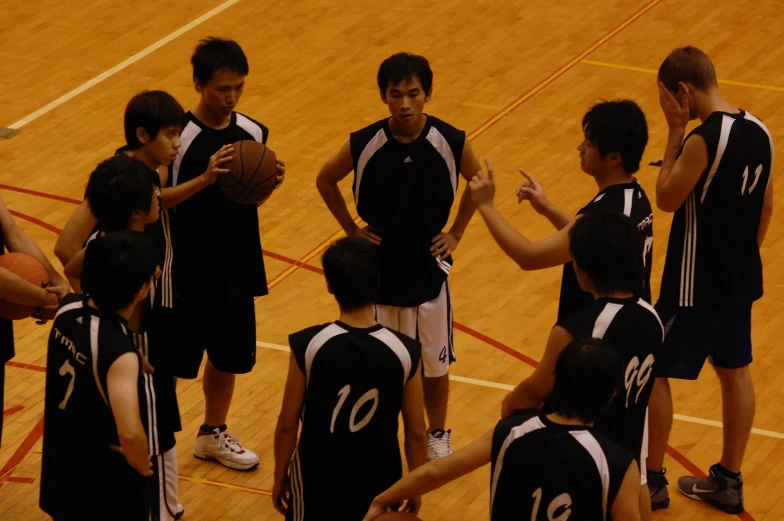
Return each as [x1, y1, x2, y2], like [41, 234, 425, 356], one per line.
[0, 222, 13, 363]
[350, 115, 465, 307]
[660, 111, 773, 308]
[40, 294, 148, 519]
[167, 111, 270, 301]
[490, 412, 634, 521]
[557, 297, 663, 467]
[288, 322, 421, 521]
[558, 180, 653, 320]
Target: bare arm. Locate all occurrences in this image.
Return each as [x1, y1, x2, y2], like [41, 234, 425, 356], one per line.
[160, 145, 234, 210]
[611, 462, 643, 521]
[363, 428, 494, 521]
[400, 361, 428, 512]
[272, 353, 306, 515]
[316, 141, 363, 234]
[63, 247, 87, 293]
[758, 178, 774, 247]
[55, 201, 97, 267]
[107, 352, 152, 476]
[516, 170, 572, 231]
[502, 326, 574, 417]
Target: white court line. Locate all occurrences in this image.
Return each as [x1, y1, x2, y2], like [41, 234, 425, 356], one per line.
[256, 340, 784, 440]
[8, 0, 242, 129]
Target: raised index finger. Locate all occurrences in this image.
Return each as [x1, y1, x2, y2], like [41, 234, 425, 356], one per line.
[519, 169, 538, 185]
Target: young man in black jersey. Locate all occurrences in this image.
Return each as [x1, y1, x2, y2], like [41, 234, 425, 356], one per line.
[646, 46, 774, 514]
[0, 199, 69, 446]
[166, 37, 285, 471]
[55, 90, 187, 269]
[468, 100, 653, 321]
[501, 211, 662, 520]
[362, 339, 642, 521]
[62, 155, 184, 521]
[41, 231, 159, 521]
[317, 53, 483, 459]
[273, 236, 427, 521]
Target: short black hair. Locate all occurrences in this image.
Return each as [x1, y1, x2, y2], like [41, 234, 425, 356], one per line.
[569, 210, 642, 296]
[658, 46, 718, 93]
[192, 37, 249, 85]
[549, 339, 624, 423]
[124, 90, 186, 149]
[582, 100, 648, 173]
[85, 155, 157, 233]
[322, 236, 379, 312]
[377, 53, 433, 97]
[82, 231, 160, 313]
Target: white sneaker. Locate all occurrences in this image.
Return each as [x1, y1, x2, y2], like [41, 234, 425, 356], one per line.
[193, 427, 260, 471]
[427, 429, 454, 460]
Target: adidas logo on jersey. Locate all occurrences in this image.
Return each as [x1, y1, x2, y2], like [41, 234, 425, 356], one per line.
[404, 156, 413, 163]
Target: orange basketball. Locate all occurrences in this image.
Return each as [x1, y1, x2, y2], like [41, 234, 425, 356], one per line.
[376, 513, 423, 521]
[219, 140, 279, 205]
[0, 252, 50, 320]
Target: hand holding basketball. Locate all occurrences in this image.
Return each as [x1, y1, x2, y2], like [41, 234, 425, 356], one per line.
[202, 144, 234, 184]
[469, 158, 496, 207]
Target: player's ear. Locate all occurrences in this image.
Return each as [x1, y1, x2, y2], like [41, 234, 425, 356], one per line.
[607, 151, 622, 168]
[136, 127, 150, 145]
[380, 91, 387, 104]
[194, 77, 203, 93]
[424, 84, 432, 103]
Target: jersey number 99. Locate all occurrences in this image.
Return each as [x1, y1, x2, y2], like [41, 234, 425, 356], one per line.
[330, 385, 379, 434]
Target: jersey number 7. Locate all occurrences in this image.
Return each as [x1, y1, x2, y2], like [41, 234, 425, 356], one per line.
[58, 360, 76, 410]
[330, 385, 379, 434]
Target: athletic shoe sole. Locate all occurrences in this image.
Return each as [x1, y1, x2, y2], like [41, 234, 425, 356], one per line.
[193, 449, 260, 471]
[651, 497, 670, 511]
[678, 487, 743, 514]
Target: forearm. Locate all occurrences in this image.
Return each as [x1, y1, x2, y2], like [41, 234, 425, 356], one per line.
[0, 269, 55, 306]
[161, 175, 211, 209]
[118, 427, 151, 474]
[507, 380, 547, 412]
[316, 179, 358, 235]
[375, 459, 450, 507]
[541, 203, 572, 231]
[273, 422, 299, 483]
[7, 232, 66, 286]
[404, 429, 428, 473]
[656, 128, 687, 206]
[477, 204, 538, 270]
[448, 188, 476, 239]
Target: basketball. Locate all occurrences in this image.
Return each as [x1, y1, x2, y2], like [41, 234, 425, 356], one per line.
[219, 140, 279, 205]
[376, 513, 423, 521]
[0, 252, 50, 320]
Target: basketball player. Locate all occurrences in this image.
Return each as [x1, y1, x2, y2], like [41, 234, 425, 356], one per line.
[63, 154, 184, 521]
[468, 100, 653, 321]
[500, 211, 662, 520]
[273, 236, 427, 521]
[316, 52, 483, 458]
[40, 231, 159, 521]
[0, 198, 69, 446]
[363, 339, 642, 521]
[166, 37, 284, 470]
[646, 46, 774, 514]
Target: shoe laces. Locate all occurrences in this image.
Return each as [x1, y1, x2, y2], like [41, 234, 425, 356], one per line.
[430, 434, 452, 458]
[217, 430, 246, 454]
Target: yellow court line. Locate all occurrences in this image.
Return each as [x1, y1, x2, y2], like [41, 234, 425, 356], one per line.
[467, 0, 662, 141]
[581, 59, 784, 93]
[177, 475, 271, 496]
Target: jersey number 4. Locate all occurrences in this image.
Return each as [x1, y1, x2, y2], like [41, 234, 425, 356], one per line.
[330, 385, 379, 434]
[58, 360, 76, 410]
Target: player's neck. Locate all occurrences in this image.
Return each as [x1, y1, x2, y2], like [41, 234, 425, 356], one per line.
[696, 89, 739, 123]
[193, 103, 232, 130]
[593, 290, 634, 300]
[388, 114, 427, 143]
[87, 298, 135, 322]
[338, 306, 378, 329]
[125, 149, 159, 172]
[547, 413, 593, 428]
[594, 170, 634, 192]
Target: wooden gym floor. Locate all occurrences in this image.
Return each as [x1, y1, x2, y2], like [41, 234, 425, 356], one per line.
[1, 0, 783, 519]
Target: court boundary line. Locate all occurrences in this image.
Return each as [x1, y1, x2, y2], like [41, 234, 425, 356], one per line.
[7, 0, 243, 129]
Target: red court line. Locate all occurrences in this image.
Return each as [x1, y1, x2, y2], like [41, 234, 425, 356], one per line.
[8, 210, 63, 235]
[0, 476, 34, 484]
[0, 184, 82, 205]
[5, 361, 47, 373]
[0, 417, 44, 489]
[262, 250, 323, 275]
[3, 405, 24, 417]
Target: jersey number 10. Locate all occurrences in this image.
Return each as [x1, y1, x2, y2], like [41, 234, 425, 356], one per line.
[330, 385, 379, 434]
[531, 488, 572, 521]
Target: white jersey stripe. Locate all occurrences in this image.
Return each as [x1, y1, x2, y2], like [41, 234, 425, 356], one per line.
[89, 316, 110, 408]
[570, 430, 611, 520]
[744, 112, 775, 191]
[622, 188, 634, 217]
[303, 323, 348, 381]
[55, 299, 84, 320]
[591, 302, 623, 339]
[235, 113, 265, 144]
[160, 210, 174, 308]
[636, 298, 664, 341]
[490, 416, 546, 510]
[171, 121, 201, 187]
[354, 129, 388, 207]
[700, 115, 735, 204]
[425, 127, 458, 196]
[369, 328, 412, 385]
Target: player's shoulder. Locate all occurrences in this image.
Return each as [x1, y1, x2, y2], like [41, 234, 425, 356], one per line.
[426, 115, 466, 146]
[350, 118, 387, 141]
[233, 112, 269, 144]
[629, 298, 664, 340]
[53, 294, 85, 322]
[492, 411, 544, 456]
[588, 428, 635, 470]
[288, 322, 338, 350]
[383, 327, 421, 353]
[557, 299, 605, 335]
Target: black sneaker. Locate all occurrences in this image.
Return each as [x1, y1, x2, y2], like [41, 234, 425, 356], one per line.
[648, 468, 670, 510]
[677, 463, 743, 514]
